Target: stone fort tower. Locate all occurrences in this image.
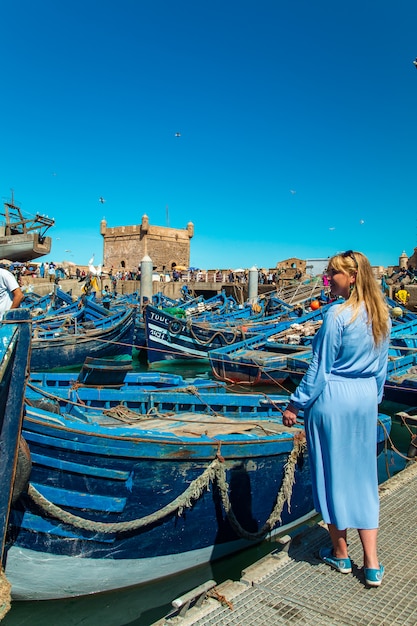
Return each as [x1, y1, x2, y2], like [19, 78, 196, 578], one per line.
[100, 215, 194, 272]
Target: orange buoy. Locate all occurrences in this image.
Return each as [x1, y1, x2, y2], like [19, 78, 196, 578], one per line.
[310, 300, 320, 310]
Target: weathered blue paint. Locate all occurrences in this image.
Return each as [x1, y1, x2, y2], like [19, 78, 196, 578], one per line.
[0, 309, 31, 564]
[29, 307, 136, 370]
[5, 394, 391, 600]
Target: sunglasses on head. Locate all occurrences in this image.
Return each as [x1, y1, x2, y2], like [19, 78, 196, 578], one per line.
[342, 250, 358, 269]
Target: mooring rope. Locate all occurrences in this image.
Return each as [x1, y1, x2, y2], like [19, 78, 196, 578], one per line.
[26, 435, 306, 539]
[215, 431, 306, 540]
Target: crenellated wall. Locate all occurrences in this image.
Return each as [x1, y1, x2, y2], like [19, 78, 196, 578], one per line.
[100, 215, 194, 272]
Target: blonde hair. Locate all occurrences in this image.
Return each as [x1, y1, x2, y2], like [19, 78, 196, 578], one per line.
[328, 251, 390, 345]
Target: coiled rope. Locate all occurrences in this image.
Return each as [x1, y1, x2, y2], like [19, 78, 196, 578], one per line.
[26, 433, 306, 539]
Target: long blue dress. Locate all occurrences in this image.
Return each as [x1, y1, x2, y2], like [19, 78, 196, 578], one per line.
[290, 301, 390, 530]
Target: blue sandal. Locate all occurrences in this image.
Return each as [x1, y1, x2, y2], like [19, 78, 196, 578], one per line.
[364, 564, 384, 587]
[319, 547, 352, 574]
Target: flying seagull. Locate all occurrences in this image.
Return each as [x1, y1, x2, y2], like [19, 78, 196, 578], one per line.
[290, 189, 296, 195]
[413, 58, 417, 69]
[175, 132, 181, 137]
[99, 197, 105, 203]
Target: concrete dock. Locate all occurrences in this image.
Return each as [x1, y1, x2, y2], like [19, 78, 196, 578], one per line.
[155, 461, 417, 625]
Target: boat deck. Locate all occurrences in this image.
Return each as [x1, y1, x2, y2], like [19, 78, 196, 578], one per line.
[155, 461, 417, 625]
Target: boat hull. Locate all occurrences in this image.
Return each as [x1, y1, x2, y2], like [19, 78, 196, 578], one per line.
[0, 310, 31, 568]
[6, 411, 314, 600]
[0, 233, 52, 262]
[5, 406, 391, 601]
[7, 510, 315, 600]
[29, 308, 136, 370]
[144, 305, 243, 363]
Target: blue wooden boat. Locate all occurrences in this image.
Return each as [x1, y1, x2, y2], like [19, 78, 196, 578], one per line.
[209, 316, 323, 385]
[279, 342, 417, 406]
[384, 350, 417, 405]
[4, 390, 390, 600]
[76, 356, 134, 386]
[30, 306, 136, 371]
[0, 310, 31, 619]
[27, 368, 226, 394]
[25, 287, 80, 316]
[0, 310, 31, 560]
[144, 301, 327, 365]
[131, 291, 239, 352]
[24, 384, 291, 416]
[144, 304, 246, 364]
[208, 302, 417, 394]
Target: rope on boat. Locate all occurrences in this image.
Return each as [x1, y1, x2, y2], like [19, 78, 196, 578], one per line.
[216, 431, 306, 540]
[26, 434, 306, 539]
[27, 383, 285, 432]
[0, 568, 11, 621]
[101, 405, 278, 434]
[27, 381, 227, 421]
[186, 320, 242, 347]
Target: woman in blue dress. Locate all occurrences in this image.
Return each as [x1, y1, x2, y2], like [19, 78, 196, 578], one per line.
[283, 250, 390, 587]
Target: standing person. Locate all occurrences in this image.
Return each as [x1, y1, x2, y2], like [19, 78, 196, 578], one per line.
[48, 262, 56, 283]
[0, 265, 24, 318]
[101, 285, 112, 310]
[282, 250, 390, 587]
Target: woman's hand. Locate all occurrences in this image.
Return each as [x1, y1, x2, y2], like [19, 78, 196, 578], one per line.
[282, 404, 299, 427]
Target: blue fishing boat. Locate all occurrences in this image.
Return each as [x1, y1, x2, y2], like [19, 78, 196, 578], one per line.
[144, 304, 245, 364]
[25, 385, 292, 416]
[5, 391, 391, 600]
[144, 300, 327, 365]
[209, 315, 323, 385]
[0, 309, 31, 620]
[75, 356, 134, 386]
[384, 349, 417, 405]
[0, 310, 31, 558]
[27, 366, 225, 394]
[30, 306, 136, 370]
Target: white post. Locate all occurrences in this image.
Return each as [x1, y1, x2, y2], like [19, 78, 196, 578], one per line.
[140, 255, 153, 305]
[248, 266, 258, 303]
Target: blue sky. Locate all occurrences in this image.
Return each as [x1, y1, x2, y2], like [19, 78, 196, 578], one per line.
[1, 0, 417, 271]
